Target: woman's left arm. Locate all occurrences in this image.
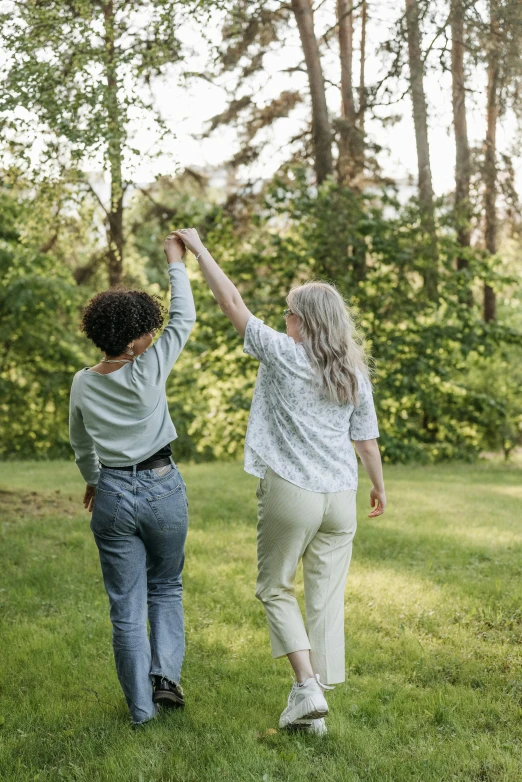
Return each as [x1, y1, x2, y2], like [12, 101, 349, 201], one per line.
[353, 438, 386, 517]
[173, 228, 252, 337]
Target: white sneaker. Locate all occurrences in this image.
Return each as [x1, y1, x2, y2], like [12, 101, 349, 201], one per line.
[279, 674, 333, 729]
[285, 717, 328, 735]
[307, 718, 327, 736]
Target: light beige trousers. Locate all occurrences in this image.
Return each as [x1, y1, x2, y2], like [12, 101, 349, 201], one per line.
[255, 467, 357, 684]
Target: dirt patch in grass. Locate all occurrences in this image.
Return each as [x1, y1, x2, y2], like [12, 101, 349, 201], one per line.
[0, 488, 78, 521]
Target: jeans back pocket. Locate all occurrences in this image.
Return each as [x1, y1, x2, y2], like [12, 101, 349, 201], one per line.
[147, 483, 187, 531]
[91, 488, 124, 534]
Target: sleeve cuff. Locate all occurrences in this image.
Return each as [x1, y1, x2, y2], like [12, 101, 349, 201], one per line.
[352, 431, 379, 441]
[243, 314, 260, 356]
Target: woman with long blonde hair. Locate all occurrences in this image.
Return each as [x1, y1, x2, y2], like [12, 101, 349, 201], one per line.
[174, 228, 386, 735]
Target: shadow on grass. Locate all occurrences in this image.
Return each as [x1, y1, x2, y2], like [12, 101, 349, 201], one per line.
[355, 521, 522, 605]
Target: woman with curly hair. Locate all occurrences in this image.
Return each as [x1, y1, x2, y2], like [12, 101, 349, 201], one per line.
[174, 228, 385, 737]
[69, 234, 196, 725]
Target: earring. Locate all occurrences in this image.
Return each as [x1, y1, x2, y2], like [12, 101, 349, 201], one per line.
[126, 345, 135, 356]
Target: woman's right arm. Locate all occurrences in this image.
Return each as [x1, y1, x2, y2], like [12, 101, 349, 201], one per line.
[133, 235, 196, 385]
[173, 228, 252, 338]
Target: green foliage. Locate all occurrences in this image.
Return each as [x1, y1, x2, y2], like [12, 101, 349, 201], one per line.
[0, 0, 206, 286]
[0, 0, 187, 162]
[1, 2, 520, 467]
[0, 184, 87, 459]
[462, 345, 522, 459]
[1, 170, 520, 463]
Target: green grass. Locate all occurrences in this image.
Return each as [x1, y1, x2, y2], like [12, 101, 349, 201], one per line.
[1, 460, 521, 782]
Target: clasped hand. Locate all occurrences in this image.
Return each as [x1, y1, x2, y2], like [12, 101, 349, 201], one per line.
[171, 228, 205, 257]
[164, 229, 205, 262]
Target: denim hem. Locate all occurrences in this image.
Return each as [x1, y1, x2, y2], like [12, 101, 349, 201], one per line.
[132, 707, 160, 727]
[150, 672, 181, 687]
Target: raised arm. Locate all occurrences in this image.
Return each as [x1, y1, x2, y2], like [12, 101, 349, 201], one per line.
[133, 234, 196, 385]
[173, 228, 252, 338]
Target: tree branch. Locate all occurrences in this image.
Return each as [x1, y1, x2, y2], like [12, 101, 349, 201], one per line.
[84, 182, 109, 217]
[422, 11, 452, 64]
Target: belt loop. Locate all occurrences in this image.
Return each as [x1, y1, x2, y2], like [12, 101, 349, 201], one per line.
[132, 464, 137, 478]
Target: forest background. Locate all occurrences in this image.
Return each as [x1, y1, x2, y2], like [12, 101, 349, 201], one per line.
[0, 0, 521, 466]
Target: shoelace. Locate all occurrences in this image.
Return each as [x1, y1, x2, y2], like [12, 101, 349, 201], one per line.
[290, 674, 335, 691]
[314, 673, 335, 691]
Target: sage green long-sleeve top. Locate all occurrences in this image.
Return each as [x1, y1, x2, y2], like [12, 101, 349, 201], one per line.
[69, 263, 196, 486]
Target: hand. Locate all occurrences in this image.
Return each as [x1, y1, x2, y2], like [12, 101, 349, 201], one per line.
[164, 233, 186, 264]
[83, 484, 96, 512]
[172, 228, 205, 257]
[369, 486, 386, 518]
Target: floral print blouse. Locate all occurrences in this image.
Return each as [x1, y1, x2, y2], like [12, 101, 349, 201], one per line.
[243, 316, 379, 493]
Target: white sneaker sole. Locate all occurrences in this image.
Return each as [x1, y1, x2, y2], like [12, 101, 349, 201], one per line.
[282, 720, 327, 736]
[307, 718, 327, 736]
[279, 695, 329, 728]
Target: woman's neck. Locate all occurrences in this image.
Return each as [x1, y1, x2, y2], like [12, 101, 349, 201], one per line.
[88, 355, 133, 374]
[102, 356, 134, 364]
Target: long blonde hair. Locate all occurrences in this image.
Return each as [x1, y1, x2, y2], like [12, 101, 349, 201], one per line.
[287, 281, 370, 405]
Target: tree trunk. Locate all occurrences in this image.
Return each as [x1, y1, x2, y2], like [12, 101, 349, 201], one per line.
[359, 0, 367, 135]
[337, 0, 363, 183]
[483, 8, 498, 323]
[450, 0, 471, 267]
[291, 0, 333, 184]
[405, 0, 438, 298]
[103, 0, 124, 287]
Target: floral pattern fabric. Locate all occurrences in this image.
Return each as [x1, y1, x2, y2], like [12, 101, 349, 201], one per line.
[243, 316, 379, 493]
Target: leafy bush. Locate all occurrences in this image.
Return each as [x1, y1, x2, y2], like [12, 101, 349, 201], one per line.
[0, 187, 87, 459]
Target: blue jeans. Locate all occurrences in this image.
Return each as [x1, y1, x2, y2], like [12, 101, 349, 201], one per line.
[90, 461, 188, 724]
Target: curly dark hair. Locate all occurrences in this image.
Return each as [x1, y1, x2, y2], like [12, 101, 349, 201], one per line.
[81, 288, 167, 356]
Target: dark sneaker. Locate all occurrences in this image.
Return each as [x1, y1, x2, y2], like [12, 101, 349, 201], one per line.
[152, 676, 185, 708]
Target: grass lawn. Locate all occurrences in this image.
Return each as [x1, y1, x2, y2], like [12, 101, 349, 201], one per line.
[0, 459, 521, 782]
